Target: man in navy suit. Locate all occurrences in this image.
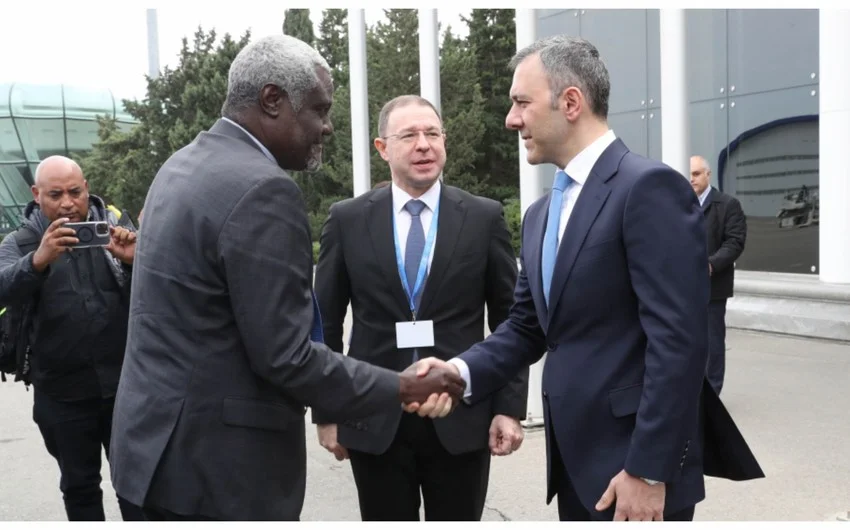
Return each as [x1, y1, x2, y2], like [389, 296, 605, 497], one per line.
[409, 35, 712, 521]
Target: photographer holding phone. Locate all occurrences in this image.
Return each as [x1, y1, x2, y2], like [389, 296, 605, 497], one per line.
[0, 155, 143, 521]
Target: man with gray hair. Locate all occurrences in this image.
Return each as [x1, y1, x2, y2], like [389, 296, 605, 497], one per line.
[108, 34, 465, 521]
[408, 35, 763, 521]
[689, 155, 747, 395]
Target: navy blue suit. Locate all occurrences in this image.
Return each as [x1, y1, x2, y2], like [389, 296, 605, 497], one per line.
[458, 139, 711, 518]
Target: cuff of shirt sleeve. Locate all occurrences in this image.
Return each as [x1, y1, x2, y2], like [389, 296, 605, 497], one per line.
[447, 358, 472, 402]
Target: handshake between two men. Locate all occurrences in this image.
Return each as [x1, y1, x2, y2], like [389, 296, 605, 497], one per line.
[398, 357, 463, 418]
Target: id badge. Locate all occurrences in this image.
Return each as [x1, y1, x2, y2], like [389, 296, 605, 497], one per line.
[395, 320, 435, 349]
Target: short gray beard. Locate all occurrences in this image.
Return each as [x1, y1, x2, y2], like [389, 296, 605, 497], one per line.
[304, 144, 323, 172]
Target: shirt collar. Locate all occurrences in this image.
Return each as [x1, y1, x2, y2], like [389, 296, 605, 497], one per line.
[698, 186, 712, 206]
[221, 117, 276, 164]
[560, 129, 617, 186]
[391, 179, 442, 214]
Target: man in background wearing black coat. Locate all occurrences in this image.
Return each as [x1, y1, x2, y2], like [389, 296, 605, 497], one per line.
[689, 155, 747, 395]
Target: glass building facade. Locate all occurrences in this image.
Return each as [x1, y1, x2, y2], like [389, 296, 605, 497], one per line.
[537, 9, 819, 275]
[0, 83, 136, 231]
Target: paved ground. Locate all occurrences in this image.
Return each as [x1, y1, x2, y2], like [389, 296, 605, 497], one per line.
[1, 328, 848, 521]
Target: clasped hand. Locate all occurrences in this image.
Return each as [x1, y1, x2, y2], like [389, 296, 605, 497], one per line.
[398, 357, 464, 418]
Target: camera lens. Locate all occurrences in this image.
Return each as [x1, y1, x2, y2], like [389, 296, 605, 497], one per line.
[77, 227, 93, 243]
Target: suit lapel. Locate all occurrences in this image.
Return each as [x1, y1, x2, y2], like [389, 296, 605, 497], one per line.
[547, 139, 626, 320]
[702, 188, 715, 212]
[416, 186, 466, 317]
[527, 200, 550, 326]
[365, 188, 411, 315]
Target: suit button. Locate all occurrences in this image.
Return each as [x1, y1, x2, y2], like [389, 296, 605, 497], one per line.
[547, 343, 557, 352]
[542, 391, 549, 398]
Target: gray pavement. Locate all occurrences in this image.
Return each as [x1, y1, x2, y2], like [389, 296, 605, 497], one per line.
[1, 327, 848, 521]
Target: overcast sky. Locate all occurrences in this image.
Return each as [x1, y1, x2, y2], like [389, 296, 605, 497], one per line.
[0, 3, 469, 102]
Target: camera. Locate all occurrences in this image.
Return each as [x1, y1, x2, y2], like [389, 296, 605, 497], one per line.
[65, 221, 111, 248]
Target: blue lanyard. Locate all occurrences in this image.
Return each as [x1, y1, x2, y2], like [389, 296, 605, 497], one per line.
[392, 200, 440, 320]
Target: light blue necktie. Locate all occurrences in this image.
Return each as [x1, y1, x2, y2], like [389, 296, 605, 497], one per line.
[404, 199, 427, 361]
[541, 170, 572, 307]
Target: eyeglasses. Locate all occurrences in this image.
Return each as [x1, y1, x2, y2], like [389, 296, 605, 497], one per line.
[381, 128, 446, 144]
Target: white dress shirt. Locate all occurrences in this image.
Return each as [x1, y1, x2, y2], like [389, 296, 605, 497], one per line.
[391, 179, 441, 274]
[555, 129, 617, 246]
[698, 185, 711, 207]
[449, 130, 618, 399]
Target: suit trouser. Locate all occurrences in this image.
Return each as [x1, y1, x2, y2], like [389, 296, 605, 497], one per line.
[32, 388, 145, 521]
[142, 505, 218, 521]
[347, 413, 491, 521]
[550, 430, 695, 522]
[707, 299, 728, 395]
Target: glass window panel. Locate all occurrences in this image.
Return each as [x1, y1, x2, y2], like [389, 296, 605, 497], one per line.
[538, 11, 579, 41]
[689, 99, 729, 191]
[724, 87, 819, 275]
[727, 9, 818, 97]
[9, 83, 64, 119]
[0, 118, 26, 162]
[63, 85, 115, 120]
[581, 10, 648, 114]
[0, 83, 11, 117]
[14, 118, 67, 161]
[686, 10, 728, 104]
[607, 110, 648, 157]
[647, 108, 661, 162]
[0, 163, 33, 213]
[646, 10, 661, 109]
[66, 118, 101, 154]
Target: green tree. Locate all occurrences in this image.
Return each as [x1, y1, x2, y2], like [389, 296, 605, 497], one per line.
[77, 28, 251, 217]
[463, 10, 518, 202]
[366, 9, 421, 185]
[439, 27, 487, 195]
[296, 9, 352, 240]
[282, 9, 315, 46]
[316, 9, 349, 87]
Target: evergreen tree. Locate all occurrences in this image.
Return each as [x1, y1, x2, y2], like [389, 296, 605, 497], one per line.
[77, 28, 251, 217]
[282, 9, 315, 46]
[463, 9, 518, 201]
[439, 27, 487, 195]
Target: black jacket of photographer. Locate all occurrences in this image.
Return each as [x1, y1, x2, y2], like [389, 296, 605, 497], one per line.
[0, 195, 132, 401]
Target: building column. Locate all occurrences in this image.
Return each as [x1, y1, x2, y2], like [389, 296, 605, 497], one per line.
[349, 8, 371, 197]
[659, 9, 688, 178]
[146, 9, 160, 79]
[418, 9, 441, 114]
[819, 10, 850, 283]
[516, 9, 547, 217]
[515, 9, 546, 428]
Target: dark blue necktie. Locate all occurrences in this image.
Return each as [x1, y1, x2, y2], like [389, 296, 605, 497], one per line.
[404, 199, 427, 312]
[404, 199, 427, 362]
[542, 170, 572, 307]
[310, 290, 324, 343]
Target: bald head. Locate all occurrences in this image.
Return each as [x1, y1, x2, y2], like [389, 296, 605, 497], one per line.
[689, 155, 711, 196]
[32, 155, 89, 222]
[34, 156, 83, 187]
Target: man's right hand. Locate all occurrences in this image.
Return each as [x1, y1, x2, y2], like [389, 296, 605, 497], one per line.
[398, 359, 465, 418]
[32, 217, 78, 273]
[316, 424, 349, 461]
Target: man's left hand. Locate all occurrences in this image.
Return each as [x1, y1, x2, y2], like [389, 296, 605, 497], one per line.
[488, 414, 524, 456]
[106, 226, 137, 265]
[595, 469, 666, 521]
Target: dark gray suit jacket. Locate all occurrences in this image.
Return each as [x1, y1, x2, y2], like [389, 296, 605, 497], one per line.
[109, 119, 401, 521]
[312, 184, 528, 455]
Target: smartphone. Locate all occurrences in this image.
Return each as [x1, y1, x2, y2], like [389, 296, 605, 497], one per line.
[65, 221, 110, 248]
